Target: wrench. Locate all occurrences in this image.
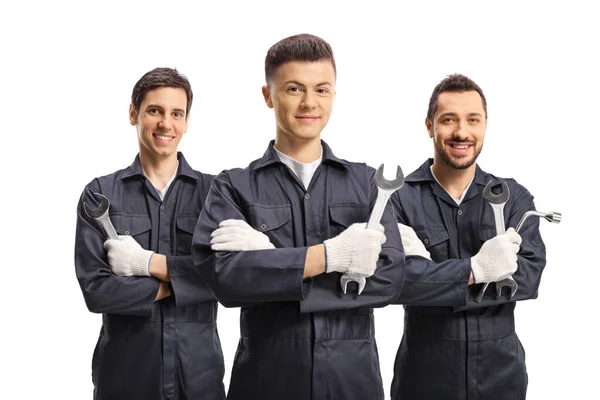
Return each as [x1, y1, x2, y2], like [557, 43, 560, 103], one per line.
[340, 164, 404, 295]
[475, 181, 513, 303]
[83, 192, 119, 240]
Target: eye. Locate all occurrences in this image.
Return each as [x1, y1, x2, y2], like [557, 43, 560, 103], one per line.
[316, 88, 330, 95]
[173, 111, 184, 118]
[441, 117, 455, 123]
[469, 118, 481, 123]
[287, 86, 302, 93]
[148, 108, 160, 115]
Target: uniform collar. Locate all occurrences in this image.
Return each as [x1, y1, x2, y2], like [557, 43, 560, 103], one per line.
[406, 158, 488, 186]
[121, 152, 198, 181]
[253, 140, 350, 170]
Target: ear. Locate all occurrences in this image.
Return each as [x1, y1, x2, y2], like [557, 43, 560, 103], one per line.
[129, 104, 137, 126]
[425, 118, 434, 138]
[262, 85, 274, 109]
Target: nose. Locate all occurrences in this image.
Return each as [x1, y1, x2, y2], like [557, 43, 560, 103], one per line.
[158, 115, 173, 131]
[453, 119, 468, 139]
[300, 91, 317, 110]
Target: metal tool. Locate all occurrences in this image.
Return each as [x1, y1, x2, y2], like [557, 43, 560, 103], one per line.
[340, 164, 404, 295]
[83, 192, 119, 240]
[515, 210, 562, 231]
[475, 181, 512, 303]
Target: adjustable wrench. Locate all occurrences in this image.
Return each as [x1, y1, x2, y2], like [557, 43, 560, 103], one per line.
[83, 192, 119, 240]
[340, 164, 404, 295]
[475, 181, 514, 303]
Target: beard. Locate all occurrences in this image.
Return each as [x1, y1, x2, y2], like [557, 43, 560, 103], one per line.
[434, 137, 482, 170]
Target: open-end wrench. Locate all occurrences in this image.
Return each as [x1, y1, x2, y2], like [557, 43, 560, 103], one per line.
[340, 164, 404, 295]
[475, 181, 512, 303]
[83, 192, 119, 240]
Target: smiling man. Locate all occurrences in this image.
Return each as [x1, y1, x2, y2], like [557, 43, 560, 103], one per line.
[75, 68, 225, 400]
[390, 74, 547, 399]
[191, 34, 405, 400]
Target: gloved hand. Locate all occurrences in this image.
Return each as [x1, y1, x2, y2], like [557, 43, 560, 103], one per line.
[470, 228, 521, 284]
[398, 223, 431, 259]
[210, 219, 275, 251]
[103, 235, 153, 276]
[323, 223, 386, 276]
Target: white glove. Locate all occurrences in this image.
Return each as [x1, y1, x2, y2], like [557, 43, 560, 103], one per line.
[398, 223, 431, 259]
[210, 219, 275, 251]
[323, 223, 386, 277]
[470, 228, 522, 284]
[103, 235, 153, 276]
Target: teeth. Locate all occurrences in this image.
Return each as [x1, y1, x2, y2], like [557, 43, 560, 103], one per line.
[155, 135, 172, 141]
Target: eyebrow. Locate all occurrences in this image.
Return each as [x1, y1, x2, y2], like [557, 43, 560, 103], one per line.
[438, 112, 483, 118]
[283, 80, 333, 87]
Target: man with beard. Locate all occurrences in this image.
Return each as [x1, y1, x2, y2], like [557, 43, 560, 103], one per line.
[390, 73, 546, 400]
[75, 68, 225, 400]
[191, 33, 404, 400]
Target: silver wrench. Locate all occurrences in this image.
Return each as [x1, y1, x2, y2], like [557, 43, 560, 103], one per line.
[83, 192, 119, 240]
[475, 181, 513, 303]
[340, 164, 404, 295]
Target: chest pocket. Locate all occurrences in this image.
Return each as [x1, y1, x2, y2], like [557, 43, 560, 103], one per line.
[246, 203, 292, 248]
[176, 214, 199, 255]
[328, 203, 370, 238]
[110, 214, 152, 249]
[413, 226, 450, 262]
[479, 225, 497, 245]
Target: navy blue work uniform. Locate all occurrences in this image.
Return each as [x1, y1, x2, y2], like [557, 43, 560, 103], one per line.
[390, 159, 546, 400]
[191, 141, 405, 400]
[75, 153, 225, 400]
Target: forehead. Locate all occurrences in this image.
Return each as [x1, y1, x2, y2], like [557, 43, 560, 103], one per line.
[273, 60, 336, 86]
[436, 91, 484, 115]
[141, 87, 187, 108]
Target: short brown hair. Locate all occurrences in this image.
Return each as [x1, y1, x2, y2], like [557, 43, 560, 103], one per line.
[265, 34, 336, 85]
[131, 67, 193, 118]
[427, 74, 487, 121]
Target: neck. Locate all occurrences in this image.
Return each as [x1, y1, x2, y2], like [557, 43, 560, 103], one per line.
[139, 150, 179, 190]
[274, 134, 321, 163]
[431, 158, 476, 200]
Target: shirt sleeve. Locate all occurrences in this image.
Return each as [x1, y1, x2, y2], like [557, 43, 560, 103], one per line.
[191, 173, 310, 307]
[74, 182, 159, 317]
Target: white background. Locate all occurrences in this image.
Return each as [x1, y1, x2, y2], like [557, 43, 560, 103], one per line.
[1, 0, 597, 398]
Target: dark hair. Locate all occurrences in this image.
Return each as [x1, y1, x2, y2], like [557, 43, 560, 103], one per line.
[265, 33, 336, 85]
[131, 67, 193, 117]
[427, 74, 487, 121]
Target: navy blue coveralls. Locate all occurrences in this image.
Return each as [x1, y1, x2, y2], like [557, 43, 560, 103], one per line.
[191, 141, 405, 400]
[390, 159, 547, 400]
[75, 153, 225, 400]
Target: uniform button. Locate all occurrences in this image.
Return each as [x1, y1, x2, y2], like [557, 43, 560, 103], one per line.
[423, 238, 429, 244]
[125, 231, 130, 235]
[458, 210, 463, 215]
[260, 224, 267, 230]
[160, 205, 165, 210]
[305, 193, 310, 199]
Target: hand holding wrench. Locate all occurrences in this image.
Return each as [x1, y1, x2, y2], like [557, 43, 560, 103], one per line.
[475, 182, 562, 302]
[83, 192, 119, 240]
[475, 181, 512, 303]
[340, 164, 404, 295]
